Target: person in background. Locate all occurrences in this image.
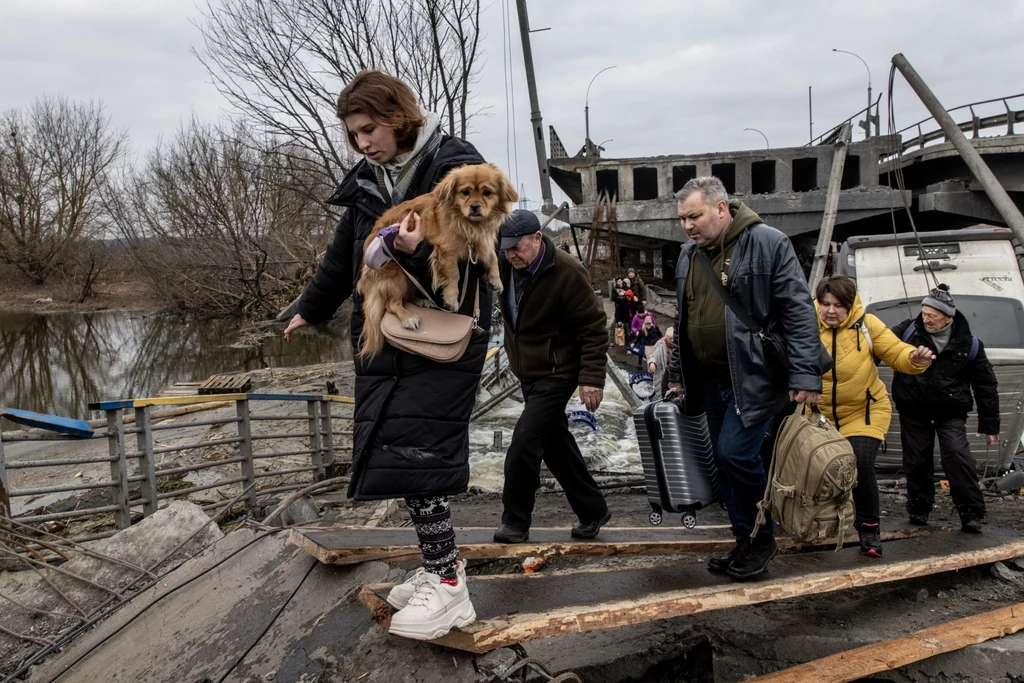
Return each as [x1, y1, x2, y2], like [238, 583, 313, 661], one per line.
[667, 176, 824, 581]
[647, 326, 675, 397]
[494, 210, 612, 544]
[282, 69, 487, 639]
[630, 312, 660, 368]
[813, 276, 934, 557]
[627, 267, 646, 301]
[891, 284, 999, 534]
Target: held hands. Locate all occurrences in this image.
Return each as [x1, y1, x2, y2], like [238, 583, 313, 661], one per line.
[667, 381, 685, 399]
[978, 433, 999, 446]
[909, 345, 936, 366]
[579, 386, 604, 412]
[283, 314, 309, 342]
[394, 212, 423, 254]
[790, 389, 821, 406]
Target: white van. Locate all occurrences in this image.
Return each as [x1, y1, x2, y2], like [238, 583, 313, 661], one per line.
[837, 227, 1024, 473]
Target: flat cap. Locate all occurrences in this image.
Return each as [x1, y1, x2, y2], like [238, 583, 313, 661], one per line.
[499, 209, 541, 250]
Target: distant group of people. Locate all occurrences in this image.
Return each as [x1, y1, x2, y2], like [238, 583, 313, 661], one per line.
[284, 69, 1000, 642]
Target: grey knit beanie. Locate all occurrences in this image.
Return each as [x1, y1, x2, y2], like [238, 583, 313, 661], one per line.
[922, 283, 955, 317]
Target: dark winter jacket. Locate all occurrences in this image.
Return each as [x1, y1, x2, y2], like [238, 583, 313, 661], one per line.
[667, 209, 825, 428]
[297, 136, 490, 500]
[891, 312, 1000, 434]
[498, 235, 608, 388]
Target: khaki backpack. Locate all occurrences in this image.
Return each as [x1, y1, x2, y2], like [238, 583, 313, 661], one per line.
[752, 404, 857, 547]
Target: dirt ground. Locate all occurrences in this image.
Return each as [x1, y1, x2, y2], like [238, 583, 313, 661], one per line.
[0, 266, 165, 314]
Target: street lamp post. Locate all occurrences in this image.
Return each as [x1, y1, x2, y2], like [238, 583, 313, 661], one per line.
[743, 127, 770, 149]
[585, 66, 616, 156]
[832, 48, 873, 138]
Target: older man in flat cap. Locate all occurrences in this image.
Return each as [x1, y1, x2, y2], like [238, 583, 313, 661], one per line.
[493, 209, 611, 543]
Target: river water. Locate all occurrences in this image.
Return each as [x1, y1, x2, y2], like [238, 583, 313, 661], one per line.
[0, 309, 352, 419]
[1, 309, 641, 486]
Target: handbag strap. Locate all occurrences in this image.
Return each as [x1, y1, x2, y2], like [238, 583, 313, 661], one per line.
[695, 249, 766, 335]
[380, 240, 471, 313]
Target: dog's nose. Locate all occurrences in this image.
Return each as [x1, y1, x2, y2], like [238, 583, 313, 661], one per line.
[469, 203, 481, 212]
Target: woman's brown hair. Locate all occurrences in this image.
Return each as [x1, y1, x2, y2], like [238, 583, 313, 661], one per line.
[336, 70, 425, 152]
[815, 275, 857, 309]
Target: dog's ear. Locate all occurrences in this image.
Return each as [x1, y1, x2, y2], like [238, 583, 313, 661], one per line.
[434, 169, 462, 205]
[495, 166, 519, 206]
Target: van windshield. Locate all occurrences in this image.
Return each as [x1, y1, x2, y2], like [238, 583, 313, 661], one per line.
[866, 295, 1024, 349]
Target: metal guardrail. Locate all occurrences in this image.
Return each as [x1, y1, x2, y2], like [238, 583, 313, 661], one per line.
[887, 92, 1024, 158]
[810, 93, 883, 147]
[0, 393, 355, 540]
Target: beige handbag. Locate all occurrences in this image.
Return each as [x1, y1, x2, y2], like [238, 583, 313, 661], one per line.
[378, 246, 480, 363]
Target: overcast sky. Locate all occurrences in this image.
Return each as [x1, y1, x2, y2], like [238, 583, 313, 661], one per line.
[3, 0, 1022, 209]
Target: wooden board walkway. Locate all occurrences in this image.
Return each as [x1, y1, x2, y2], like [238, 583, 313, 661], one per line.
[359, 531, 1024, 653]
[747, 601, 1024, 682]
[291, 525, 940, 565]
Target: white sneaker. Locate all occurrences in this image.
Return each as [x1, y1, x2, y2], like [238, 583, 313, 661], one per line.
[388, 571, 476, 640]
[387, 560, 467, 610]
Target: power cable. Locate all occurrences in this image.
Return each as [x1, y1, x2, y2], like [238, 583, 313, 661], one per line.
[504, 0, 520, 188]
[214, 558, 318, 683]
[39, 530, 282, 683]
[886, 64, 940, 291]
[500, 0, 511, 173]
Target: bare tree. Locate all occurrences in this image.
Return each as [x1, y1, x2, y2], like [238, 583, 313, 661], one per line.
[194, 0, 483, 199]
[0, 97, 127, 283]
[108, 118, 330, 316]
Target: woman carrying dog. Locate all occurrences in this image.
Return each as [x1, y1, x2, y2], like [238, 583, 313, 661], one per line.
[813, 275, 934, 557]
[284, 70, 492, 640]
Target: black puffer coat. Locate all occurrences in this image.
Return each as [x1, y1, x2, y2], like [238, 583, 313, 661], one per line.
[891, 311, 1000, 434]
[297, 136, 491, 500]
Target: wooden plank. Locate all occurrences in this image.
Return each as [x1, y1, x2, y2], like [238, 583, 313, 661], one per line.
[292, 524, 943, 565]
[359, 532, 1024, 653]
[747, 602, 1024, 682]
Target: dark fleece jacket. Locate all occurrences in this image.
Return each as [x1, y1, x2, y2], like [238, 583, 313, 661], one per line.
[498, 235, 608, 388]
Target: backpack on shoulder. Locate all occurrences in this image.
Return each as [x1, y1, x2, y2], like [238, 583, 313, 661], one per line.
[752, 403, 857, 547]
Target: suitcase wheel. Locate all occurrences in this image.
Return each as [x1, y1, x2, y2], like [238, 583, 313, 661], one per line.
[649, 511, 663, 526]
[681, 513, 697, 529]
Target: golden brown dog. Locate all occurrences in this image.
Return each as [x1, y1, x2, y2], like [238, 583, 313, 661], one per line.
[356, 163, 518, 359]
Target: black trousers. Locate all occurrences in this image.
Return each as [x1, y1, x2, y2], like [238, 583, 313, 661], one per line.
[847, 436, 881, 527]
[501, 377, 608, 530]
[900, 414, 986, 516]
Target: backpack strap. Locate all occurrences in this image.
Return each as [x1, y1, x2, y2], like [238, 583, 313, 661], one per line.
[852, 314, 872, 354]
[901, 321, 917, 343]
[968, 335, 979, 362]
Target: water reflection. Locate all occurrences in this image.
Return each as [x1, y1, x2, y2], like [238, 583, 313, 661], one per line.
[0, 310, 351, 419]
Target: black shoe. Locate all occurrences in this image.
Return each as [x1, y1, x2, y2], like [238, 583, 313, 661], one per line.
[571, 510, 612, 539]
[708, 537, 749, 574]
[908, 513, 929, 526]
[726, 535, 778, 581]
[858, 523, 882, 558]
[961, 518, 983, 534]
[493, 524, 530, 543]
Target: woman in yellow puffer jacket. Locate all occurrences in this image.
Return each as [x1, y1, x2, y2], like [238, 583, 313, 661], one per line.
[814, 276, 934, 558]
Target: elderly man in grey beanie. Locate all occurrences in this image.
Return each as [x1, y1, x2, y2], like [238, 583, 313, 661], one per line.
[891, 284, 1000, 534]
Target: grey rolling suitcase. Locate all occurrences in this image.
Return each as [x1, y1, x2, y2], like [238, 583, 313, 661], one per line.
[634, 398, 720, 528]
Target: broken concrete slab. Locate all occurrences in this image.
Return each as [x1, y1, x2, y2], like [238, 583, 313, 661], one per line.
[1, 501, 223, 680]
[269, 494, 321, 527]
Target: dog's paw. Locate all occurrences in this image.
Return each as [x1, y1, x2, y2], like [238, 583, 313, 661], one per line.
[489, 276, 504, 294]
[442, 288, 460, 311]
[402, 314, 421, 330]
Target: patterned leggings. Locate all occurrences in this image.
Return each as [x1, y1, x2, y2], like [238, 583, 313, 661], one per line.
[405, 496, 459, 579]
